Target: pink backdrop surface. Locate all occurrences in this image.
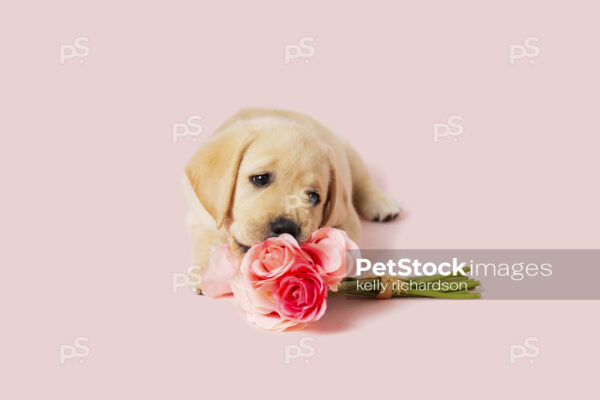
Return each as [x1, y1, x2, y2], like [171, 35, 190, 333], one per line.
[1, 1, 599, 398]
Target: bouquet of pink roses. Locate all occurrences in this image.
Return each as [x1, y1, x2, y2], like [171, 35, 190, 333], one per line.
[198, 228, 480, 332]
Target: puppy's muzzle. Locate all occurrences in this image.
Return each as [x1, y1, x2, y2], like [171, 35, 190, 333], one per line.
[269, 217, 300, 239]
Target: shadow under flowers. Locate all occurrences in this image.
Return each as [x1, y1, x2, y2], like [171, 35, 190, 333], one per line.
[305, 293, 407, 334]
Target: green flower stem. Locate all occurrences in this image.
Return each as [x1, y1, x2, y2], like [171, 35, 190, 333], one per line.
[428, 279, 481, 292]
[333, 270, 481, 299]
[437, 276, 469, 283]
[409, 266, 472, 283]
[403, 290, 481, 299]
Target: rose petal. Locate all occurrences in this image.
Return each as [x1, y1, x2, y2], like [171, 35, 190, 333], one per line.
[200, 245, 238, 298]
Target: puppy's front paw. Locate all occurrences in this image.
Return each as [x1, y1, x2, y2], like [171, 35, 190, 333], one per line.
[356, 189, 401, 223]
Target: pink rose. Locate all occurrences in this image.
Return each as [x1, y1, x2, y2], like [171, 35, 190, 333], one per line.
[230, 274, 308, 332]
[273, 262, 328, 322]
[301, 227, 359, 290]
[199, 244, 237, 298]
[212, 228, 357, 331]
[241, 233, 307, 286]
[233, 234, 331, 331]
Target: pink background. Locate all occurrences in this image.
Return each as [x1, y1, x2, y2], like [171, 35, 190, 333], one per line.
[1, 0, 599, 398]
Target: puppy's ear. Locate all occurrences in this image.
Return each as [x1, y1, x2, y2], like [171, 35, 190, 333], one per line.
[322, 149, 351, 228]
[185, 130, 253, 229]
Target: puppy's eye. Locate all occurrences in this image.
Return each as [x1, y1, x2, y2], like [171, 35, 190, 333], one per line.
[308, 191, 320, 206]
[250, 173, 271, 187]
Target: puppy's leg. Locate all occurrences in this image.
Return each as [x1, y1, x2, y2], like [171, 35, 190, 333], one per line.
[183, 176, 229, 294]
[188, 227, 229, 294]
[344, 142, 401, 222]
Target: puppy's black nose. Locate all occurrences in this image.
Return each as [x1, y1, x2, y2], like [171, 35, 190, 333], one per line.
[270, 217, 300, 238]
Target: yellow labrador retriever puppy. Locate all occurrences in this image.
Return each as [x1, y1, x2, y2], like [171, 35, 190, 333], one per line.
[183, 108, 399, 291]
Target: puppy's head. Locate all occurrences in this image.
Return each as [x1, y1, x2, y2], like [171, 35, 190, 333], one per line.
[186, 118, 348, 257]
